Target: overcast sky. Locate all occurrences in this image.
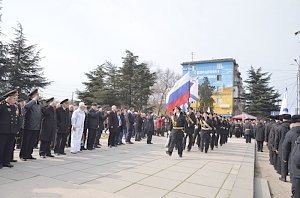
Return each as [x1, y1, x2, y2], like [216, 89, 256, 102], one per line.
[1, 0, 300, 113]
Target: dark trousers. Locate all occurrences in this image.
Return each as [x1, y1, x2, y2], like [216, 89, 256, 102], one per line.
[168, 130, 184, 155]
[82, 129, 87, 148]
[257, 141, 264, 151]
[0, 134, 15, 165]
[67, 128, 72, 147]
[115, 127, 120, 144]
[94, 128, 103, 146]
[245, 134, 251, 143]
[193, 130, 201, 147]
[210, 133, 216, 150]
[117, 127, 123, 145]
[215, 133, 220, 147]
[293, 176, 300, 198]
[39, 140, 51, 156]
[108, 127, 116, 146]
[20, 130, 39, 159]
[126, 129, 133, 143]
[183, 133, 193, 150]
[135, 131, 141, 141]
[87, 128, 97, 150]
[200, 131, 211, 152]
[147, 132, 153, 144]
[54, 133, 68, 154]
[281, 161, 288, 178]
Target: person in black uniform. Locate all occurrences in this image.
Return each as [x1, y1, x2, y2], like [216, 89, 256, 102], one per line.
[282, 115, 300, 198]
[39, 97, 56, 158]
[199, 112, 213, 153]
[87, 103, 99, 150]
[275, 114, 291, 181]
[0, 90, 20, 168]
[20, 89, 42, 161]
[108, 105, 118, 148]
[54, 99, 70, 155]
[166, 106, 186, 157]
[183, 107, 197, 152]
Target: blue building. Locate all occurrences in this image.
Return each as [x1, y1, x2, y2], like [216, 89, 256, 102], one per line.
[182, 58, 243, 116]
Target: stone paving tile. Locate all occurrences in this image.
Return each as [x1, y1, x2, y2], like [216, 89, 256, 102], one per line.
[116, 183, 168, 198]
[0, 176, 15, 185]
[216, 189, 231, 198]
[1, 171, 38, 181]
[54, 171, 100, 184]
[174, 182, 219, 198]
[57, 162, 96, 171]
[108, 170, 149, 182]
[82, 177, 133, 193]
[186, 171, 227, 188]
[164, 191, 201, 198]
[138, 175, 182, 190]
[153, 169, 190, 181]
[28, 166, 75, 177]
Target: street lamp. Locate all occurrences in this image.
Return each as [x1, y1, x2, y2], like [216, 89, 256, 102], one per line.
[294, 59, 300, 114]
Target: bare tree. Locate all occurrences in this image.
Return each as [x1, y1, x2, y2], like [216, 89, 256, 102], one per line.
[149, 68, 180, 115]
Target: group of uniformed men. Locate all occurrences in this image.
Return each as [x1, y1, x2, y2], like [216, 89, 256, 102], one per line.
[264, 114, 300, 198]
[0, 89, 156, 169]
[166, 106, 232, 157]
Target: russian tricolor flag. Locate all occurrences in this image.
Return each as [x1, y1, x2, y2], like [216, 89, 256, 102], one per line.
[166, 73, 191, 112]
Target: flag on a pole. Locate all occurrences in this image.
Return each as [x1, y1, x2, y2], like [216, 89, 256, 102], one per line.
[279, 88, 288, 115]
[166, 73, 191, 112]
[189, 82, 199, 102]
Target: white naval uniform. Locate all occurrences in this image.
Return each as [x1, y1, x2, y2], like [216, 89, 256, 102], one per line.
[71, 109, 85, 153]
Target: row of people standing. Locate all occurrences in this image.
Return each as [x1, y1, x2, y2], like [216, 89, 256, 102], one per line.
[264, 114, 300, 198]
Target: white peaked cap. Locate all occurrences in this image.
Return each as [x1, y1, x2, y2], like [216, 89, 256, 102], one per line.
[79, 102, 85, 107]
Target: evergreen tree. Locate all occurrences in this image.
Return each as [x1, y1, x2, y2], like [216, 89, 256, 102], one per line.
[0, 1, 9, 94]
[242, 66, 280, 118]
[119, 50, 138, 107]
[77, 64, 107, 105]
[198, 77, 215, 112]
[119, 50, 156, 110]
[7, 23, 50, 99]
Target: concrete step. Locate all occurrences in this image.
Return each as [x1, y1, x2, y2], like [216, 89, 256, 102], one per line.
[254, 178, 271, 198]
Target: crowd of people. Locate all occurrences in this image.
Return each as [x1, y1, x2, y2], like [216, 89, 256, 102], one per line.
[0, 89, 157, 169]
[1, 88, 300, 197]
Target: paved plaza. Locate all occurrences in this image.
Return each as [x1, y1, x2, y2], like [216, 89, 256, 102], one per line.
[0, 136, 255, 198]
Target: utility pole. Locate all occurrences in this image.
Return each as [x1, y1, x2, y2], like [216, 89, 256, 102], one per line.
[295, 59, 300, 114]
[71, 92, 74, 104]
[295, 31, 300, 114]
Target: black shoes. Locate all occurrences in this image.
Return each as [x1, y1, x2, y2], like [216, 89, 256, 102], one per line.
[46, 154, 55, 158]
[279, 177, 287, 182]
[3, 163, 14, 168]
[166, 151, 172, 156]
[10, 159, 17, 163]
[179, 154, 183, 158]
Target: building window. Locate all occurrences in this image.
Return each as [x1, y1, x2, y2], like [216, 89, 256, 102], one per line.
[217, 75, 222, 81]
[217, 63, 223, 69]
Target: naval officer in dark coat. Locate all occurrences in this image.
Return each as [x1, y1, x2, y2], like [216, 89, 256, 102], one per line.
[54, 99, 70, 155]
[20, 89, 42, 161]
[0, 90, 20, 168]
[39, 97, 56, 158]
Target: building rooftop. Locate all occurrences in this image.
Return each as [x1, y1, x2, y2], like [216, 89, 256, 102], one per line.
[181, 58, 236, 66]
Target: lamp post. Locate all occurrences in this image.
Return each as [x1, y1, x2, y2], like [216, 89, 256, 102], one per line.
[295, 59, 300, 114]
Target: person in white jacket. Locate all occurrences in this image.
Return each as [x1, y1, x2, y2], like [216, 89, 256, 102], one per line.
[71, 102, 86, 154]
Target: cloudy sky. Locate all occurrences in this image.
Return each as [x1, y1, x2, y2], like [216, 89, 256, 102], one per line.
[1, 0, 300, 113]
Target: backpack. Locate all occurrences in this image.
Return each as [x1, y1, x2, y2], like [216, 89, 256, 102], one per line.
[292, 135, 300, 169]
